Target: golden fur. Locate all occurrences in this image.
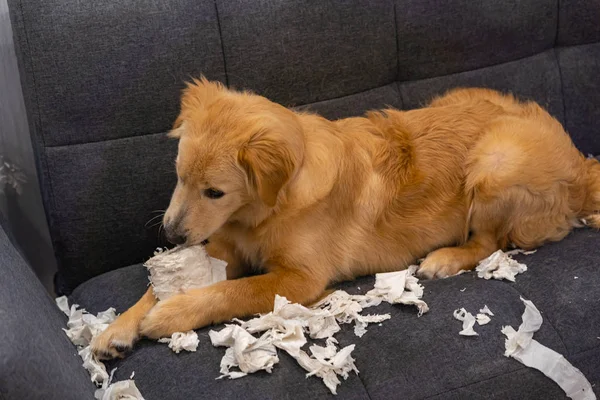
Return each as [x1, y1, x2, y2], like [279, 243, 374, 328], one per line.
[92, 80, 600, 359]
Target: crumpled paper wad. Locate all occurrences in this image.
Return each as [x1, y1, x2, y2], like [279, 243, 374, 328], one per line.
[56, 297, 145, 399]
[145, 245, 228, 301]
[209, 266, 428, 394]
[158, 331, 199, 353]
[94, 368, 145, 400]
[476, 250, 527, 282]
[502, 297, 596, 400]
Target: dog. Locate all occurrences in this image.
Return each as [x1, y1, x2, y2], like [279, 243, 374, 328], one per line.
[92, 79, 600, 359]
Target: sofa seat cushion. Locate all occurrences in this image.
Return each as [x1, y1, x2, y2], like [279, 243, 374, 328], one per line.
[69, 228, 600, 399]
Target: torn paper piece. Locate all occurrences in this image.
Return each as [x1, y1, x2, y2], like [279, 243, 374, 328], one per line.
[502, 298, 595, 400]
[79, 346, 110, 385]
[55, 296, 71, 316]
[56, 297, 118, 386]
[363, 265, 429, 316]
[453, 308, 478, 336]
[311, 290, 390, 338]
[479, 305, 494, 316]
[505, 249, 537, 256]
[209, 325, 279, 379]
[210, 266, 428, 394]
[145, 245, 228, 301]
[158, 331, 199, 353]
[94, 368, 144, 400]
[476, 314, 491, 325]
[476, 250, 527, 282]
[294, 344, 359, 395]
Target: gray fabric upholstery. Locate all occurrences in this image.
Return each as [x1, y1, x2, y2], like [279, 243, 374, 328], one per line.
[0, 215, 95, 400]
[394, 0, 557, 81]
[5, 0, 600, 398]
[70, 227, 600, 399]
[557, 44, 600, 155]
[557, 0, 600, 46]
[8, 0, 600, 293]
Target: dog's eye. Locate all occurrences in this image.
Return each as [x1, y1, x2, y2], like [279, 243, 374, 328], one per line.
[204, 188, 225, 199]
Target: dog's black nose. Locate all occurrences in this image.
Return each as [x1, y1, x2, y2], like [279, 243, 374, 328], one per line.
[166, 232, 186, 245]
[164, 224, 187, 245]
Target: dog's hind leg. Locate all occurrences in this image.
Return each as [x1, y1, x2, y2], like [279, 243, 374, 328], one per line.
[581, 157, 600, 229]
[419, 113, 585, 279]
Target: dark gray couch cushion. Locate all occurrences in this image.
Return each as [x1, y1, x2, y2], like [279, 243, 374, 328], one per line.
[70, 228, 600, 399]
[557, 43, 600, 156]
[45, 133, 178, 291]
[0, 216, 95, 400]
[217, 0, 398, 107]
[557, 0, 600, 46]
[394, 0, 557, 81]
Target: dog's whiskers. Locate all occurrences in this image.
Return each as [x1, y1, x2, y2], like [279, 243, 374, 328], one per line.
[145, 212, 165, 228]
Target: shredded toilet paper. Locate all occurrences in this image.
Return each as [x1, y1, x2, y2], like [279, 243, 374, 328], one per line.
[505, 249, 537, 256]
[158, 331, 199, 353]
[56, 297, 145, 399]
[453, 308, 479, 336]
[56, 296, 117, 384]
[476, 250, 528, 282]
[501, 297, 596, 400]
[475, 314, 491, 325]
[145, 245, 228, 301]
[209, 266, 428, 394]
[479, 305, 494, 316]
[94, 368, 145, 400]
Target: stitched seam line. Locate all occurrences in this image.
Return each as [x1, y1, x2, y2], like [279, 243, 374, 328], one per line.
[17, 0, 63, 266]
[213, 0, 229, 87]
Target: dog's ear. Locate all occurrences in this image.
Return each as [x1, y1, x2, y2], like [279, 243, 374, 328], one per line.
[238, 128, 303, 207]
[169, 76, 226, 138]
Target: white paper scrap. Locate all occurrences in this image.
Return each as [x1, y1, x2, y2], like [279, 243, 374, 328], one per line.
[56, 297, 145, 400]
[453, 308, 479, 336]
[209, 266, 429, 394]
[145, 245, 228, 301]
[55, 297, 118, 385]
[476, 314, 491, 325]
[363, 265, 429, 316]
[158, 330, 199, 353]
[94, 368, 145, 400]
[505, 249, 537, 256]
[209, 325, 279, 379]
[476, 250, 527, 282]
[479, 305, 494, 316]
[502, 297, 596, 400]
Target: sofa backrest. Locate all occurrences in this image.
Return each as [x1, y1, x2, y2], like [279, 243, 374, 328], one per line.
[8, 0, 600, 294]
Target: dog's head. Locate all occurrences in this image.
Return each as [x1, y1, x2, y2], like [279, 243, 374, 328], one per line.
[163, 78, 305, 245]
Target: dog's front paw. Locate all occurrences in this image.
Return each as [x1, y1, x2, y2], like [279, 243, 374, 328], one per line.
[139, 295, 201, 339]
[91, 320, 139, 360]
[417, 248, 466, 279]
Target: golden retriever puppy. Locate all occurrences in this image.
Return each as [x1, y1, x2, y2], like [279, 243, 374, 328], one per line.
[92, 79, 600, 359]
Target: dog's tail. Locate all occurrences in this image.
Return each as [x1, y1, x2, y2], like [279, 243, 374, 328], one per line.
[582, 156, 600, 228]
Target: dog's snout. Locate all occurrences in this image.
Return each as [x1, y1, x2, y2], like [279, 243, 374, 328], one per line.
[164, 220, 187, 245]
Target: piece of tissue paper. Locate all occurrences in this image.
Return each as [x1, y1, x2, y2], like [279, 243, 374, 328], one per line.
[476, 250, 527, 282]
[145, 245, 228, 301]
[94, 368, 145, 400]
[158, 331, 200, 353]
[501, 297, 596, 400]
[453, 308, 479, 336]
[209, 266, 428, 394]
[56, 296, 145, 399]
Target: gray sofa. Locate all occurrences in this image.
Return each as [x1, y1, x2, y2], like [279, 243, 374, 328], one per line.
[3, 0, 599, 399]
